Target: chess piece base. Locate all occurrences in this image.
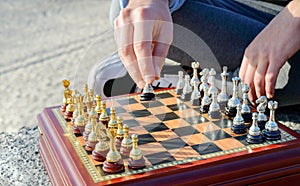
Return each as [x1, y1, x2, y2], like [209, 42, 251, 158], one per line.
[242, 113, 252, 123]
[218, 101, 227, 112]
[175, 89, 183, 95]
[181, 93, 192, 101]
[262, 129, 281, 141]
[72, 125, 82, 137]
[208, 110, 222, 119]
[64, 111, 73, 122]
[92, 149, 108, 162]
[190, 99, 201, 106]
[225, 106, 237, 118]
[231, 124, 246, 134]
[258, 120, 267, 131]
[120, 146, 132, 157]
[200, 105, 210, 114]
[128, 158, 146, 170]
[85, 141, 97, 152]
[60, 104, 67, 113]
[102, 161, 125, 174]
[83, 131, 90, 141]
[140, 93, 155, 101]
[246, 134, 263, 144]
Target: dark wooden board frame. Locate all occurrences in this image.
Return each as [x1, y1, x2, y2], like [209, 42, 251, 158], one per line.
[38, 98, 300, 185]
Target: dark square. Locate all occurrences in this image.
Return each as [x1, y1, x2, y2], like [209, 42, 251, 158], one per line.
[141, 101, 164, 108]
[138, 134, 157, 145]
[167, 103, 190, 111]
[117, 98, 138, 105]
[144, 151, 176, 165]
[156, 92, 173, 99]
[184, 116, 208, 125]
[160, 138, 187, 150]
[192, 142, 222, 155]
[156, 112, 179, 121]
[213, 119, 233, 129]
[143, 123, 169, 132]
[129, 109, 152, 118]
[203, 130, 231, 141]
[172, 126, 199, 137]
[114, 106, 127, 114]
[123, 119, 140, 128]
[234, 135, 248, 145]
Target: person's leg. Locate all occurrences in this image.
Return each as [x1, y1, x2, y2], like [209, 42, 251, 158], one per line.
[169, 0, 300, 106]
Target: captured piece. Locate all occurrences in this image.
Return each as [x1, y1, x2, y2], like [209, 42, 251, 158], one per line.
[102, 122, 124, 173]
[256, 96, 268, 130]
[246, 113, 263, 144]
[181, 75, 193, 101]
[208, 92, 222, 119]
[241, 84, 252, 123]
[128, 134, 146, 170]
[262, 101, 281, 141]
[225, 77, 241, 117]
[190, 81, 201, 106]
[217, 66, 229, 112]
[231, 104, 246, 134]
[140, 83, 155, 101]
[175, 71, 185, 95]
[120, 124, 132, 157]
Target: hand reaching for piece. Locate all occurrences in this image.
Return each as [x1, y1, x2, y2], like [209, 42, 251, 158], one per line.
[114, 0, 173, 89]
[239, 0, 300, 103]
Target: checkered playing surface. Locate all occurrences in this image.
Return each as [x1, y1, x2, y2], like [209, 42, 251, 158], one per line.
[59, 89, 296, 182]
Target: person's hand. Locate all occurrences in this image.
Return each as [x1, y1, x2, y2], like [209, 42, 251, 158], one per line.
[114, 0, 173, 89]
[239, 0, 300, 103]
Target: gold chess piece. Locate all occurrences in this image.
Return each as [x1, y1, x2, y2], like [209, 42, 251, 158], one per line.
[102, 121, 124, 173]
[73, 95, 86, 135]
[99, 101, 109, 128]
[92, 120, 109, 162]
[120, 124, 132, 157]
[85, 108, 98, 152]
[128, 134, 146, 169]
[115, 117, 124, 151]
[61, 79, 72, 113]
[95, 95, 102, 116]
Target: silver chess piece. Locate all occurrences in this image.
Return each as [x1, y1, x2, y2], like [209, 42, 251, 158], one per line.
[231, 104, 246, 134]
[181, 75, 193, 100]
[246, 112, 263, 144]
[226, 77, 241, 117]
[217, 66, 229, 111]
[175, 71, 184, 95]
[256, 96, 268, 130]
[200, 84, 211, 113]
[199, 68, 209, 95]
[262, 101, 281, 141]
[190, 62, 200, 86]
[190, 81, 201, 106]
[208, 92, 222, 119]
[241, 84, 252, 123]
[208, 68, 218, 96]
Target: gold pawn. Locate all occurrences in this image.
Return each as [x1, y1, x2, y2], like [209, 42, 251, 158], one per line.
[108, 107, 118, 129]
[95, 95, 102, 115]
[116, 117, 124, 138]
[121, 124, 132, 147]
[100, 101, 109, 122]
[130, 134, 143, 160]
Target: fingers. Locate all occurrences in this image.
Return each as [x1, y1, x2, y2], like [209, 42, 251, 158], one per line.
[254, 60, 268, 99]
[152, 43, 170, 79]
[265, 62, 280, 99]
[241, 57, 257, 102]
[133, 21, 155, 84]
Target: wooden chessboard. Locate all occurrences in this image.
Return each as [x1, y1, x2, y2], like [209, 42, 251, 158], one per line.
[37, 89, 300, 185]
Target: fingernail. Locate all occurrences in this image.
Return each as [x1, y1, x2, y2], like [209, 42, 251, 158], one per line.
[144, 75, 155, 84]
[137, 80, 145, 89]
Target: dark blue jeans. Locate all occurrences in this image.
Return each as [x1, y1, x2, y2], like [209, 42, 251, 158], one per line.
[110, 0, 300, 106]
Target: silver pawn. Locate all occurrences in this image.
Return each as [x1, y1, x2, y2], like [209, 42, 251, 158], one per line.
[190, 62, 200, 86]
[231, 104, 246, 134]
[190, 81, 201, 106]
[246, 112, 263, 144]
[199, 68, 209, 95]
[200, 84, 211, 113]
[241, 84, 252, 123]
[208, 68, 218, 96]
[175, 71, 184, 95]
[181, 75, 193, 100]
[208, 92, 222, 119]
[217, 66, 229, 111]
